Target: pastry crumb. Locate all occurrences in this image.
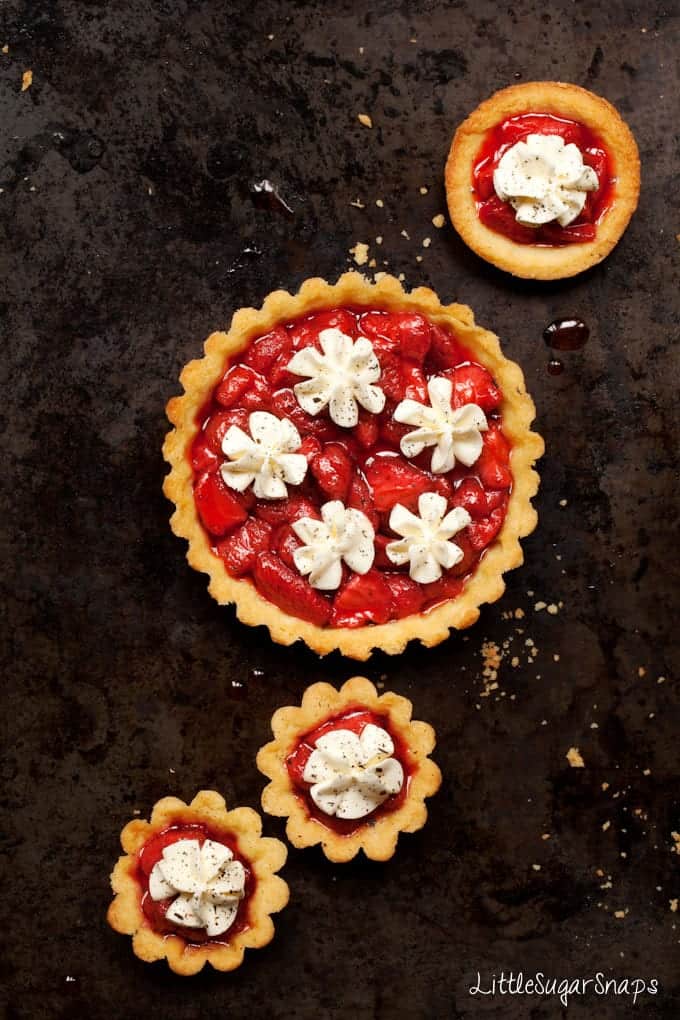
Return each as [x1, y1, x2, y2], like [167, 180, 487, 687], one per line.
[567, 746, 585, 768]
[21, 69, 32, 91]
[671, 899, 678, 913]
[350, 198, 365, 209]
[374, 271, 387, 281]
[419, 186, 428, 195]
[602, 820, 611, 831]
[614, 909, 627, 919]
[547, 603, 559, 615]
[532, 864, 541, 871]
[368, 258, 377, 268]
[375, 198, 384, 208]
[375, 235, 383, 245]
[432, 213, 446, 228]
[422, 237, 432, 248]
[357, 113, 373, 128]
[401, 229, 410, 239]
[415, 254, 423, 262]
[534, 601, 546, 612]
[637, 666, 646, 677]
[542, 833, 551, 840]
[1, 44, 8, 55]
[559, 498, 568, 507]
[515, 608, 525, 619]
[349, 241, 369, 266]
[397, 273, 405, 281]
[672, 832, 680, 855]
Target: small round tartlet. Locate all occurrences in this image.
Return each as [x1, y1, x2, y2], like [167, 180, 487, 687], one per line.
[445, 81, 640, 279]
[163, 272, 543, 659]
[256, 676, 441, 863]
[107, 790, 289, 976]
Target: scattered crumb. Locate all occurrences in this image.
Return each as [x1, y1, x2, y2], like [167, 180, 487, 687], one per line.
[559, 498, 568, 507]
[397, 273, 405, 281]
[532, 864, 541, 871]
[638, 666, 646, 678]
[590, 722, 599, 729]
[400, 229, 410, 239]
[602, 821, 611, 831]
[375, 235, 383, 245]
[132, 809, 141, 815]
[422, 237, 432, 248]
[419, 186, 429, 195]
[567, 747, 585, 768]
[349, 241, 369, 266]
[511, 656, 519, 668]
[658, 676, 666, 684]
[432, 214, 446, 228]
[515, 608, 525, 619]
[614, 910, 627, 919]
[359, 46, 364, 55]
[368, 258, 377, 268]
[415, 254, 423, 262]
[2, 44, 8, 55]
[671, 899, 678, 913]
[266, 33, 275, 40]
[534, 601, 547, 612]
[357, 113, 373, 128]
[676, 234, 680, 243]
[553, 654, 560, 662]
[350, 198, 365, 209]
[542, 833, 551, 840]
[547, 603, 559, 615]
[375, 198, 384, 208]
[672, 832, 680, 855]
[22, 69, 33, 91]
[374, 271, 387, 281]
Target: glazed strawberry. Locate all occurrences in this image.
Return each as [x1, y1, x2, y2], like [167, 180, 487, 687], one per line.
[217, 518, 272, 576]
[202, 408, 250, 455]
[365, 456, 434, 514]
[421, 574, 464, 610]
[355, 409, 380, 449]
[374, 533, 398, 570]
[447, 534, 478, 577]
[446, 363, 501, 412]
[383, 574, 425, 618]
[310, 443, 353, 500]
[194, 473, 249, 536]
[330, 569, 393, 628]
[299, 435, 323, 462]
[346, 473, 379, 529]
[467, 506, 506, 552]
[253, 553, 331, 626]
[361, 311, 431, 363]
[451, 478, 497, 519]
[244, 326, 292, 374]
[255, 494, 319, 526]
[191, 435, 220, 474]
[380, 353, 428, 403]
[271, 388, 336, 441]
[289, 309, 357, 350]
[216, 365, 271, 411]
[271, 523, 303, 570]
[430, 324, 469, 370]
[477, 423, 512, 490]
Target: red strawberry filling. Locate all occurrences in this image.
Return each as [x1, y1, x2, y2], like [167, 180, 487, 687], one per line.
[134, 822, 254, 944]
[472, 112, 614, 246]
[286, 708, 412, 835]
[190, 307, 513, 627]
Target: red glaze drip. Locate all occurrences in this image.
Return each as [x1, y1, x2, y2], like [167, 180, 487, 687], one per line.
[472, 112, 615, 246]
[189, 307, 513, 626]
[135, 821, 255, 945]
[286, 707, 413, 836]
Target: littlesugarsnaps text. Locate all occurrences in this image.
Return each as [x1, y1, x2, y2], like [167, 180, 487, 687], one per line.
[469, 971, 658, 1008]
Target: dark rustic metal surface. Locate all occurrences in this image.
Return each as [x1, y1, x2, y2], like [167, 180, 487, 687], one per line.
[2, 1, 679, 1017]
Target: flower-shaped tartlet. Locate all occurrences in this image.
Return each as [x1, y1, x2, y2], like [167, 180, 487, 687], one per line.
[107, 790, 288, 975]
[163, 272, 543, 659]
[445, 81, 640, 279]
[256, 677, 441, 862]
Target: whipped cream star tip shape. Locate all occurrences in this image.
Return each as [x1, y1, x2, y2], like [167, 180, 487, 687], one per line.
[493, 132, 599, 228]
[386, 491, 472, 584]
[395, 376, 488, 474]
[148, 838, 246, 937]
[287, 326, 386, 428]
[220, 409, 308, 499]
[291, 499, 376, 590]
[302, 723, 404, 820]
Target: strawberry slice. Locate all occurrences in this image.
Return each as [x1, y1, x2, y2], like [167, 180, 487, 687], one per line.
[430, 324, 470, 370]
[476, 423, 512, 490]
[243, 327, 292, 375]
[202, 408, 250, 455]
[346, 473, 379, 528]
[194, 472, 249, 536]
[383, 573, 425, 618]
[310, 443, 353, 500]
[447, 534, 478, 577]
[379, 352, 428, 402]
[374, 533, 398, 570]
[365, 456, 433, 514]
[421, 574, 465, 610]
[191, 434, 220, 474]
[360, 311, 431, 362]
[271, 523, 303, 570]
[289, 309, 357, 350]
[271, 388, 337, 441]
[215, 365, 271, 411]
[253, 553, 331, 626]
[445, 363, 501, 412]
[451, 478, 492, 519]
[216, 517, 272, 577]
[299, 435, 323, 462]
[330, 569, 394, 628]
[355, 409, 379, 449]
[467, 506, 506, 552]
[254, 494, 319, 526]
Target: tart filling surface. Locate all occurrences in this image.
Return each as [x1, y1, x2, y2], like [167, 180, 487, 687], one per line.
[257, 676, 441, 862]
[164, 273, 543, 659]
[446, 82, 640, 279]
[107, 791, 288, 975]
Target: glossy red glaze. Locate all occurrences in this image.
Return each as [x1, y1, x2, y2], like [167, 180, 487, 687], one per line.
[190, 308, 513, 625]
[286, 707, 413, 836]
[472, 112, 615, 246]
[135, 821, 254, 945]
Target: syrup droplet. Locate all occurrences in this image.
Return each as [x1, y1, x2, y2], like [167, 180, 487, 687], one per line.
[547, 357, 564, 376]
[249, 179, 294, 217]
[543, 317, 590, 351]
